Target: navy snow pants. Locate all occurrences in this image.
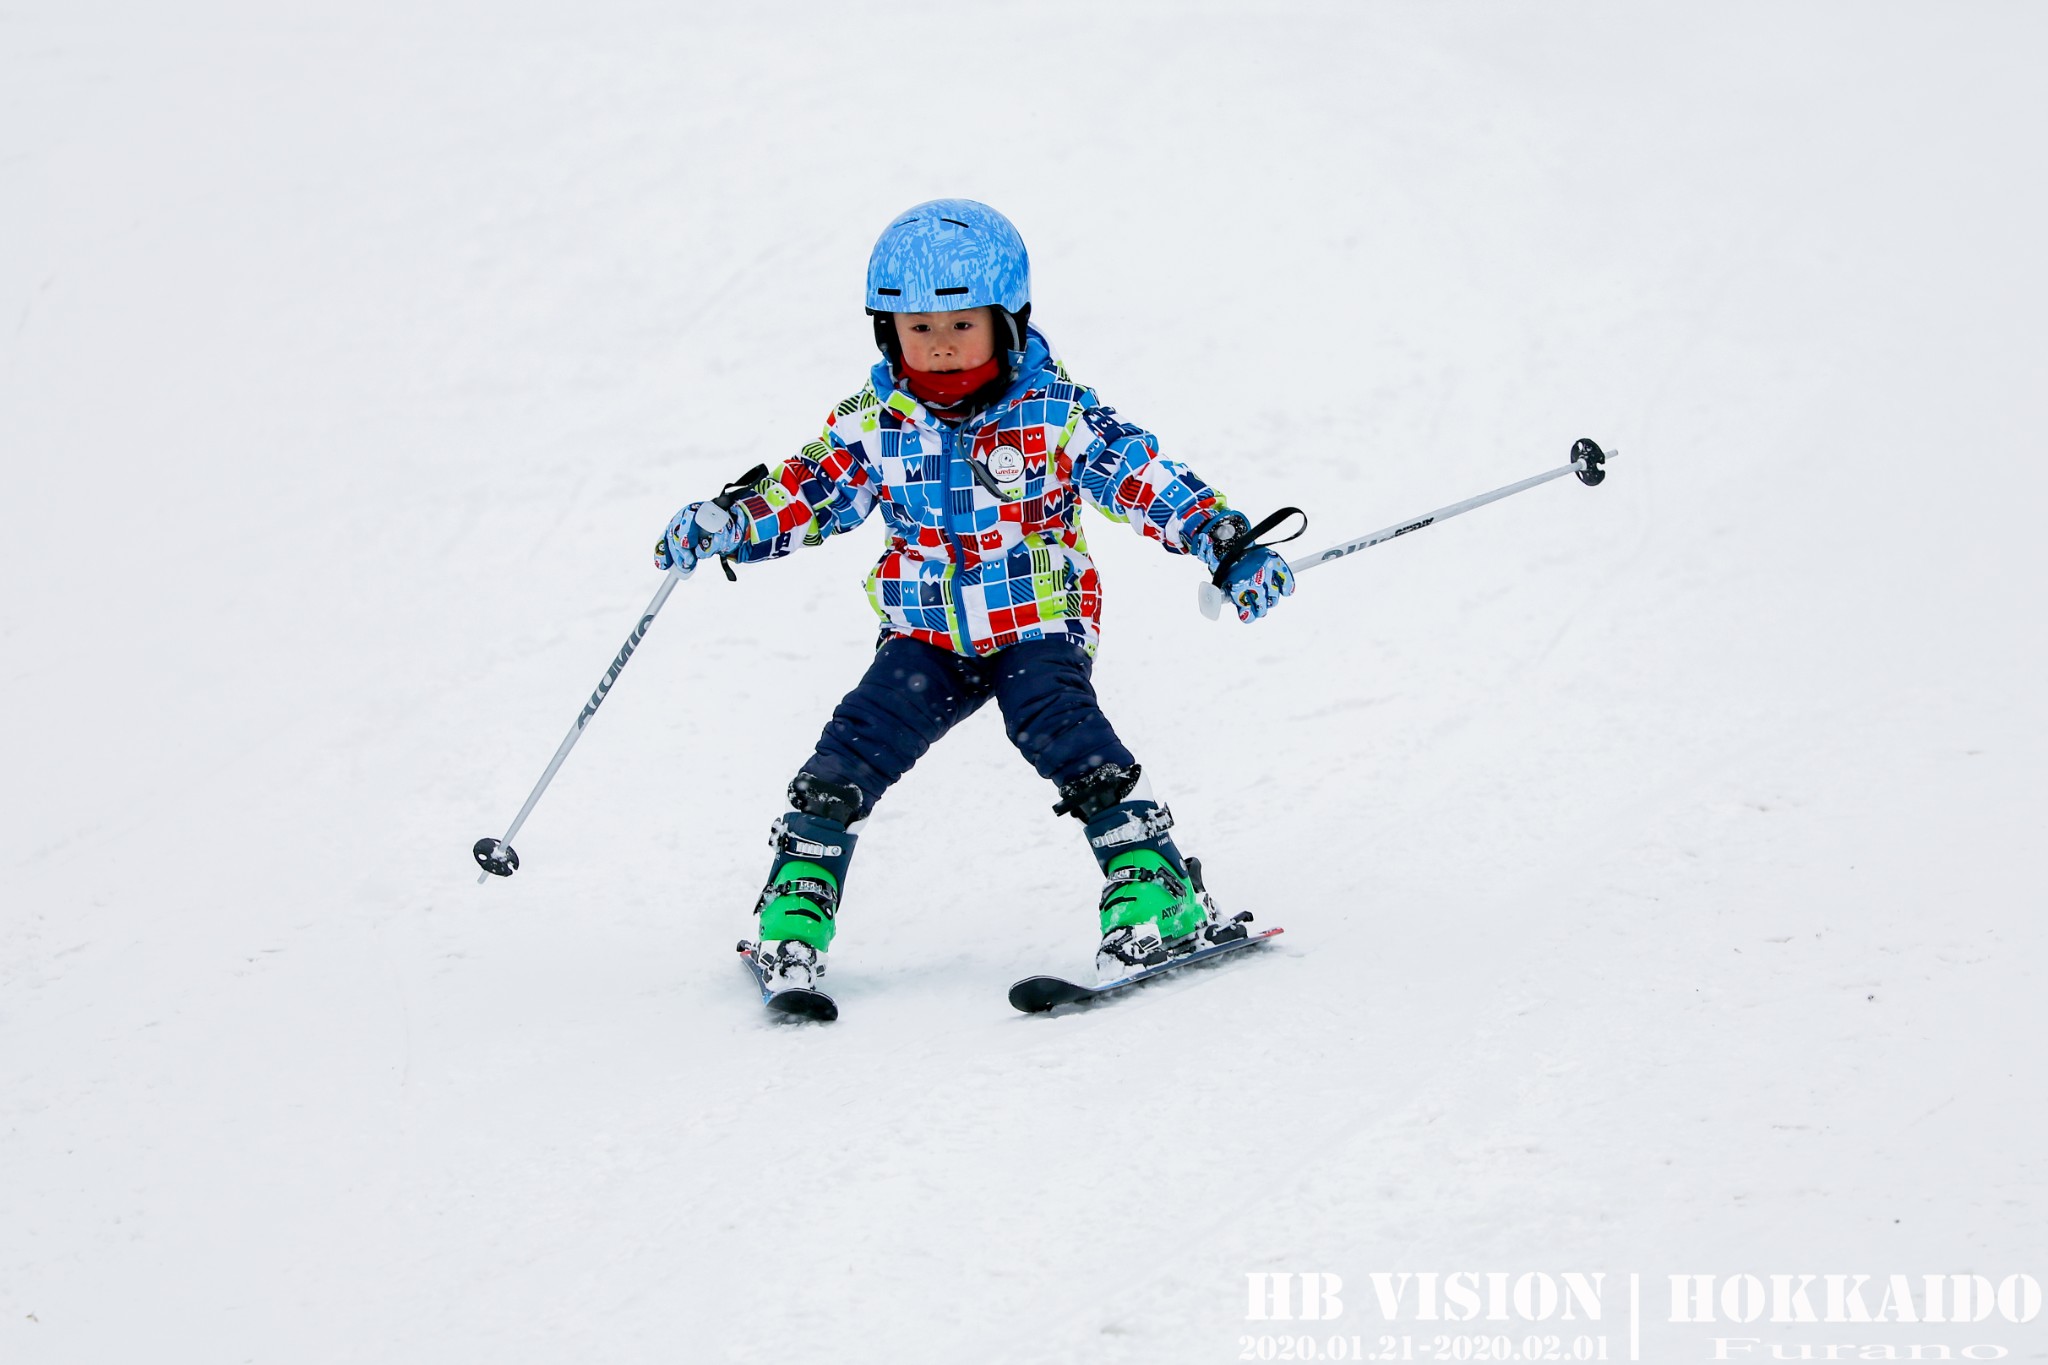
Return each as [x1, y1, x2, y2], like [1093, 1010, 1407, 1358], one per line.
[798, 636, 1136, 816]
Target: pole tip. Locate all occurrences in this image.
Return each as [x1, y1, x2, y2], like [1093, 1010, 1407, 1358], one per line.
[1571, 438, 1608, 487]
[473, 837, 519, 877]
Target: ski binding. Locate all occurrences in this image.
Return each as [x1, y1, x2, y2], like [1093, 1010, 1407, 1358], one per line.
[737, 940, 838, 1022]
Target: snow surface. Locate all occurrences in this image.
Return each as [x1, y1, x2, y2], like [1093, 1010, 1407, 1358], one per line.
[5, 3, 2046, 1361]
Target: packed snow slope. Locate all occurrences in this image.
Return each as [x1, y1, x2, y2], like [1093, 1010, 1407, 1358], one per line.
[5, 3, 2045, 1362]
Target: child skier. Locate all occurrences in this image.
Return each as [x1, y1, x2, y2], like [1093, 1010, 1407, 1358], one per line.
[656, 199, 1294, 999]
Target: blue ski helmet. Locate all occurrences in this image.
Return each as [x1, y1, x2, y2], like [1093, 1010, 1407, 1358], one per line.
[864, 198, 1031, 314]
[865, 199, 1033, 389]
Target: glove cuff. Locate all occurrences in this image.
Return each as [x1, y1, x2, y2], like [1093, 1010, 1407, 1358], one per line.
[1189, 509, 1251, 573]
[694, 498, 754, 556]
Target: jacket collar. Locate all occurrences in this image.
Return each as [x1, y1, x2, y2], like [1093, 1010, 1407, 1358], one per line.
[872, 327, 1055, 428]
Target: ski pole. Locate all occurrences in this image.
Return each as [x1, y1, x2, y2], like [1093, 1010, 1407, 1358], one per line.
[1199, 438, 1614, 618]
[472, 463, 767, 883]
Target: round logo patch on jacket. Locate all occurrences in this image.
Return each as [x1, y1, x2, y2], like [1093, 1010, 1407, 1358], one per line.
[987, 447, 1027, 484]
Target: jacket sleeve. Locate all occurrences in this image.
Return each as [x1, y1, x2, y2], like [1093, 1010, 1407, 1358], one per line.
[1064, 393, 1229, 556]
[728, 394, 881, 564]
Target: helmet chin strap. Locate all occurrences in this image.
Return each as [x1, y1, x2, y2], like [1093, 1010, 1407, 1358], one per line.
[1000, 304, 1030, 354]
[868, 309, 905, 368]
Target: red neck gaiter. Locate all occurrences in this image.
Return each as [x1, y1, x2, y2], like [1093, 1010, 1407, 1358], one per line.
[900, 355, 1001, 408]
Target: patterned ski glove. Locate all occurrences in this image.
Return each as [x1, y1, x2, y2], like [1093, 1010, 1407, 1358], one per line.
[1193, 510, 1296, 622]
[1219, 544, 1294, 621]
[655, 498, 750, 574]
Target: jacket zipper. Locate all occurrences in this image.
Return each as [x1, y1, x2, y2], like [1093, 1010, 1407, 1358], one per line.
[938, 423, 977, 654]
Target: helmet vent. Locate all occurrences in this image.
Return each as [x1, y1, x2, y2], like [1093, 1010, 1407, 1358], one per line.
[939, 217, 970, 227]
[934, 286, 969, 296]
[875, 287, 901, 296]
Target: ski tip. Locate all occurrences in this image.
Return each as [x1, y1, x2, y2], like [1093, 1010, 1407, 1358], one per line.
[1007, 976, 1091, 1014]
[1008, 925, 1286, 1015]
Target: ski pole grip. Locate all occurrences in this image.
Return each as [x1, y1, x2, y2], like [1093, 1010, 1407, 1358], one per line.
[1207, 506, 1308, 589]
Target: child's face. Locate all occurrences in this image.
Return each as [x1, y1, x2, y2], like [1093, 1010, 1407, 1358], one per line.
[892, 306, 997, 372]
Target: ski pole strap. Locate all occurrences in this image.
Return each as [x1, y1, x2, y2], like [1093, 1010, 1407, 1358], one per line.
[710, 463, 771, 581]
[1206, 506, 1308, 589]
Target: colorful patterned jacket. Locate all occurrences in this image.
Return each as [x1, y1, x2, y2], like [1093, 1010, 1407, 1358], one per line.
[729, 329, 1230, 658]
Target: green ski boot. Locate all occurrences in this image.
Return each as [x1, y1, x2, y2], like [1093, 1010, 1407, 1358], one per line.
[1056, 762, 1251, 982]
[749, 774, 864, 995]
